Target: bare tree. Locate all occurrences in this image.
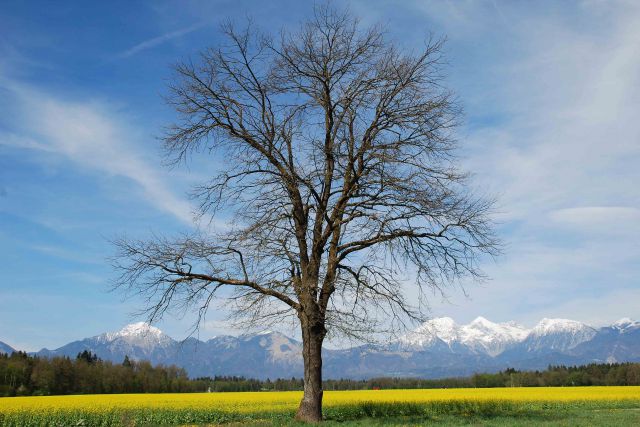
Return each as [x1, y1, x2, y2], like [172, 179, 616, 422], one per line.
[113, 5, 499, 422]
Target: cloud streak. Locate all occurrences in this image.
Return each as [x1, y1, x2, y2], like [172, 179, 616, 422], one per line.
[1, 80, 194, 225]
[117, 22, 206, 58]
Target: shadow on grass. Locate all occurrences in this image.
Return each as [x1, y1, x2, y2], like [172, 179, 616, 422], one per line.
[208, 401, 569, 426]
[323, 400, 555, 421]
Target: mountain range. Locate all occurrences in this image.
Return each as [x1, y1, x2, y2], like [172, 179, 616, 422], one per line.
[2, 317, 639, 379]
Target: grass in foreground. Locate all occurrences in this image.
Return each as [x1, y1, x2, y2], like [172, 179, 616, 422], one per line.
[219, 408, 640, 426]
[1, 386, 639, 426]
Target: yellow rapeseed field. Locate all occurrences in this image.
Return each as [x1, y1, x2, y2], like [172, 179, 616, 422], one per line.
[1, 386, 639, 414]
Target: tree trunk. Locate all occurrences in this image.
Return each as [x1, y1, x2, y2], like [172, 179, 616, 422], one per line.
[295, 317, 325, 422]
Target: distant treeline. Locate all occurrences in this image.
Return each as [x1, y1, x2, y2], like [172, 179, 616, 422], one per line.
[2, 350, 640, 396]
[0, 351, 206, 397]
[208, 363, 640, 392]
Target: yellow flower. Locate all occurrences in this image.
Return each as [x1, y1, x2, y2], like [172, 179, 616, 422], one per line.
[1, 386, 639, 415]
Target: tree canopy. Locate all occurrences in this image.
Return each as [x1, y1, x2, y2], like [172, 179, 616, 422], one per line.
[113, 5, 499, 421]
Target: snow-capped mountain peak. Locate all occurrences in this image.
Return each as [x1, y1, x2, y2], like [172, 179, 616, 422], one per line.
[531, 318, 589, 334]
[459, 317, 529, 356]
[525, 318, 596, 352]
[402, 317, 460, 346]
[6, 316, 640, 380]
[399, 317, 605, 357]
[470, 316, 492, 325]
[99, 322, 173, 351]
[422, 317, 459, 342]
[464, 317, 528, 338]
[612, 318, 640, 331]
[116, 322, 164, 338]
[412, 317, 458, 332]
[102, 322, 165, 340]
[399, 317, 529, 356]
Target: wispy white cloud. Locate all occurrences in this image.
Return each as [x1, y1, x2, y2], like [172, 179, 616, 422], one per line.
[354, 1, 640, 325]
[465, 3, 640, 219]
[117, 22, 206, 58]
[0, 80, 194, 225]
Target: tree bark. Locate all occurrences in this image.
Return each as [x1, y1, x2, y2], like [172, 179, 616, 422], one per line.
[295, 316, 326, 422]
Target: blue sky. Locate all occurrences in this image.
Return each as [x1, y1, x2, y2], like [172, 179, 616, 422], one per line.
[1, 1, 639, 351]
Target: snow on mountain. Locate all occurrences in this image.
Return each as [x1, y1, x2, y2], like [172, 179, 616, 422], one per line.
[460, 317, 529, 356]
[11, 317, 639, 380]
[524, 318, 596, 352]
[400, 317, 459, 347]
[568, 318, 640, 364]
[530, 318, 588, 335]
[109, 322, 165, 339]
[612, 318, 640, 332]
[99, 322, 173, 350]
[399, 316, 529, 356]
[34, 322, 178, 364]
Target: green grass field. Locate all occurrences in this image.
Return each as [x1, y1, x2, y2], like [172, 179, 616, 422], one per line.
[228, 408, 640, 426]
